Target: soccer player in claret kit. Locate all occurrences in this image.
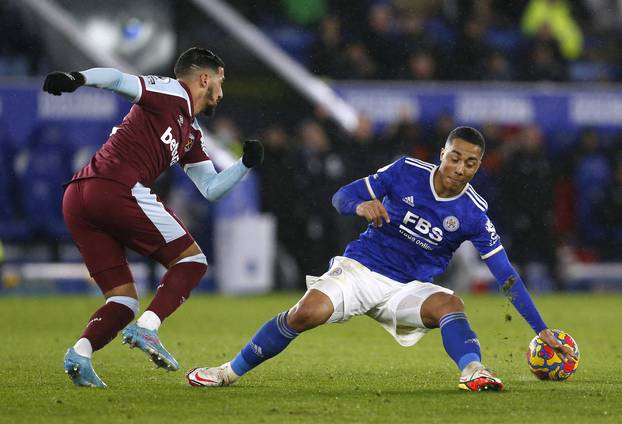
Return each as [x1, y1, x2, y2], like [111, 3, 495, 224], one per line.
[42, 47, 264, 388]
[188, 126, 577, 391]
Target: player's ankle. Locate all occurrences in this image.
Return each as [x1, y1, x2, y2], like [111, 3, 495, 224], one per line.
[224, 362, 241, 382]
[461, 360, 484, 377]
[73, 338, 93, 358]
[136, 310, 161, 331]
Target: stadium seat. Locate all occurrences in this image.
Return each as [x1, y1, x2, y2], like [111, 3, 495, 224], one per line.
[0, 126, 30, 241]
[17, 123, 74, 241]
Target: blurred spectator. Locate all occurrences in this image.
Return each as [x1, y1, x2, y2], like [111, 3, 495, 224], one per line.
[499, 126, 556, 278]
[400, 10, 442, 53]
[521, 0, 583, 60]
[521, 24, 567, 81]
[257, 125, 300, 288]
[211, 117, 243, 157]
[402, 49, 438, 80]
[602, 160, 622, 258]
[281, 0, 327, 27]
[483, 50, 514, 80]
[452, 17, 493, 80]
[383, 109, 428, 163]
[0, 2, 46, 75]
[361, 3, 405, 78]
[338, 42, 379, 79]
[572, 129, 611, 252]
[291, 120, 347, 276]
[311, 15, 345, 77]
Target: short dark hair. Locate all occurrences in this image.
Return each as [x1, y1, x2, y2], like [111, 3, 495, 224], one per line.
[446, 126, 485, 155]
[174, 47, 225, 79]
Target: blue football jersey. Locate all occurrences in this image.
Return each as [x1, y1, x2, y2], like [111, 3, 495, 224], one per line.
[343, 156, 503, 283]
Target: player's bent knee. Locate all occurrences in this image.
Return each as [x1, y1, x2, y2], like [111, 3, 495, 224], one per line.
[167, 243, 204, 268]
[443, 294, 464, 313]
[287, 306, 326, 332]
[421, 292, 464, 327]
[287, 294, 333, 332]
[104, 282, 138, 300]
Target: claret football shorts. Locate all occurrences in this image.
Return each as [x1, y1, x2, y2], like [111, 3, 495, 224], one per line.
[63, 178, 195, 292]
[306, 256, 453, 346]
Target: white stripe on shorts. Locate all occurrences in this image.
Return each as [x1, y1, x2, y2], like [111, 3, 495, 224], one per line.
[131, 182, 186, 243]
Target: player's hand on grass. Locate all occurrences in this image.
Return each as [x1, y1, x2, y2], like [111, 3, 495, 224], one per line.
[242, 139, 264, 168]
[43, 71, 86, 95]
[356, 200, 390, 227]
[539, 328, 578, 363]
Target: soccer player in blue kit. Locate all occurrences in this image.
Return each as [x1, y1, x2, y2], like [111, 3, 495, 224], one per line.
[187, 126, 577, 391]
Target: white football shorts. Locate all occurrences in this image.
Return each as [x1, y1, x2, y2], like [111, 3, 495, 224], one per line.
[305, 256, 453, 347]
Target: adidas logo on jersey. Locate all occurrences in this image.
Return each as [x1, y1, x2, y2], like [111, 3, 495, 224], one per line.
[402, 196, 414, 207]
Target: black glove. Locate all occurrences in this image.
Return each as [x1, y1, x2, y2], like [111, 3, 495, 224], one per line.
[242, 139, 264, 168]
[42, 71, 86, 95]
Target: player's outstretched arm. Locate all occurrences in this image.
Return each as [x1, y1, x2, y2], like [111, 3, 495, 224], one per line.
[184, 140, 263, 202]
[485, 250, 577, 363]
[43, 68, 141, 102]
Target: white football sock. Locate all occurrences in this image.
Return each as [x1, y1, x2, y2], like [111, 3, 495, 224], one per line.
[73, 338, 93, 358]
[224, 362, 240, 382]
[136, 310, 161, 331]
[461, 360, 484, 377]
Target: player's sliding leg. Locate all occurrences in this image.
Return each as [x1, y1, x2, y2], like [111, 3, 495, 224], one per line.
[64, 283, 139, 388]
[187, 289, 333, 387]
[420, 293, 504, 392]
[122, 245, 207, 371]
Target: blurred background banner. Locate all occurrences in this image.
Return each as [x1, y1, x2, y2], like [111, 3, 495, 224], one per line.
[2, 0, 622, 295]
[335, 82, 622, 132]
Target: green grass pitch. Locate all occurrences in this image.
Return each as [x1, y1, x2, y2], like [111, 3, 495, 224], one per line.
[1, 293, 620, 423]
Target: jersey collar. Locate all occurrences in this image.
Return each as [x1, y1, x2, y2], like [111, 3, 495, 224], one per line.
[429, 166, 470, 202]
[178, 80, 195, 117]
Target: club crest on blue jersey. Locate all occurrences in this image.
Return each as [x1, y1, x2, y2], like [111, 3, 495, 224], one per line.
[443, 216, 460, 232]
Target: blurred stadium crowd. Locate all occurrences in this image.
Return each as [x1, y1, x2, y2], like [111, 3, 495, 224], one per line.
[235, 0, 622, 82]
[1, 0, 622, 290]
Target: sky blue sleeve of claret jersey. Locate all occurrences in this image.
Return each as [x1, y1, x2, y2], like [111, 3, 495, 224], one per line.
[184, 159, 250, 202]
[79, 68, 141, 102]
[485, 248, 548, 334]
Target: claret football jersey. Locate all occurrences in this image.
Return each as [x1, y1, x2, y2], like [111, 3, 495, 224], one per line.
[343, 156, 503, 283]
[72, 75, 210, 187]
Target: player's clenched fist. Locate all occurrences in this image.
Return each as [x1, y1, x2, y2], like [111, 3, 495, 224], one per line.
[242, 139, 264, 168]
[356, 199, 390, 227]
[42, 71, 86, 95]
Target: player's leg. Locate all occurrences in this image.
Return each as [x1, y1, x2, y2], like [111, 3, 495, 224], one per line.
[122, 241, 207, 370]
[93, 182, 207, 370]
[62, 181, 140, 387]
[419, 292, 503, 391]
[186, 288, 334, 387]
[140, 242, 206, 328]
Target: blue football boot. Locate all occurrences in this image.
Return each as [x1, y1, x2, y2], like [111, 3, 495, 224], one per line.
[63, 348, 107, 388]
[121, 323, 179, 371]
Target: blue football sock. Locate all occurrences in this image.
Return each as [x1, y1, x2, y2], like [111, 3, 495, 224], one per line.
[439, 312, 482, 371]
[230, 311, 299, 376]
